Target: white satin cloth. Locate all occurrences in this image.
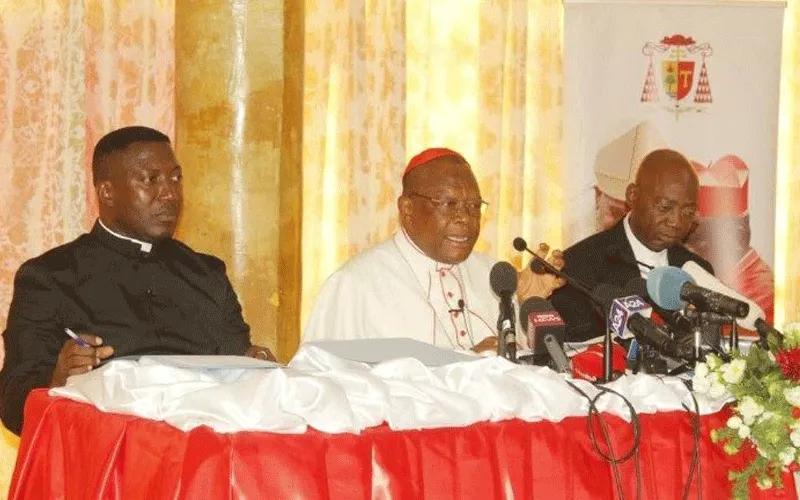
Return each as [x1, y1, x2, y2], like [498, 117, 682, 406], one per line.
[49, 345, 731, 434]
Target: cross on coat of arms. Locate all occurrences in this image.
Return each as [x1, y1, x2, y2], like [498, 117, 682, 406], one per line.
[641, 34, 713, 117]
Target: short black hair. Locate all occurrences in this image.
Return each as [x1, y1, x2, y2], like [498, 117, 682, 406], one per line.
[92, 126, 170, 184]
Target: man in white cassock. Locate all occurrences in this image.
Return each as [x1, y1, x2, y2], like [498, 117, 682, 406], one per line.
[303, 148, 564, 353]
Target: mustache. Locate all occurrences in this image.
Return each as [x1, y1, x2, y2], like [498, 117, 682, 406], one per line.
[155, 205, 180, 217]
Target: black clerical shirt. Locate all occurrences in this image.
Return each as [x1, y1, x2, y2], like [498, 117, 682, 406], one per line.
[0, 222, 251, 434]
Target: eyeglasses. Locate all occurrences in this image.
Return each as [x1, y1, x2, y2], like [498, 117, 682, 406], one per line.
[407, 192, 488, 217]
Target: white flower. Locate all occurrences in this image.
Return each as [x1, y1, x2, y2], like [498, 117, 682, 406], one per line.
[738, 425, 751, 439]
[757, 477, 774, 490]
[694, 363, 710, 379]
[721, 359, 747, 384]
[790, 430, 800, 447]
[786, 387, 800, 407]
[738, 397, 765, 424]
[707, 355, 722, 370]
[727, 416, 743, 429]
[780, 447, 796, 466]
[709, 380, 727, 399]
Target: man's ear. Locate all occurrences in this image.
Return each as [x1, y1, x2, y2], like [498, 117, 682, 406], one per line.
[398, 195, 413, 223]
[624, 183, 638, 207]
[97, 181, 114, 208]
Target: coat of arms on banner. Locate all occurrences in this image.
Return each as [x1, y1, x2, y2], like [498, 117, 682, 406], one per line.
[640, 34, 713, 117]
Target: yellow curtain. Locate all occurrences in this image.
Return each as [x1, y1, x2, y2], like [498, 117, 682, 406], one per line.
[0, 0, 174, 492]
[775, 1, 800, 325]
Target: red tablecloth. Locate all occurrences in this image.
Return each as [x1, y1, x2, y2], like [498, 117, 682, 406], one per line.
[7, 388, 798, 499]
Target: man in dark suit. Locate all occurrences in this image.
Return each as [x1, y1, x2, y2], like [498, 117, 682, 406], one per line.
[552, 149, 713, 342]
[0, 126, 274, 435]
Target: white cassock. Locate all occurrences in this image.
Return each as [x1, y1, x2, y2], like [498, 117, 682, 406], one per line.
[304, 230, 505, 350]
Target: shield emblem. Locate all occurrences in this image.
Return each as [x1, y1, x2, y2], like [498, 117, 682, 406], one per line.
[661, 60, 696, 101]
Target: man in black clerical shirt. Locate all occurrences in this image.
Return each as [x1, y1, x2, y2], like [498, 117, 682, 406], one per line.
[551, 149, 713, 342]
[0, 126, 274, 435]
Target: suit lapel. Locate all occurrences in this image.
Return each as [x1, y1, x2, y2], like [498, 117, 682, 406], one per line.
[606, 221, 641, 286]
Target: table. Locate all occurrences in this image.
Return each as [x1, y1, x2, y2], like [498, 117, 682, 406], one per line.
[8, 389, 798, 499]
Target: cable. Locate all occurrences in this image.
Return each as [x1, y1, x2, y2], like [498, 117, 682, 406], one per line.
[565, 380, 643, 500]
[680, 380, 703, 500]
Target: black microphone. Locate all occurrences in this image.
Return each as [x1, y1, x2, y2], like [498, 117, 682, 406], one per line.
[490, 261, 518, 362]
[647, 266, 750, 318]
[518, 297, 569, 372]
[512, 237, 595, 298]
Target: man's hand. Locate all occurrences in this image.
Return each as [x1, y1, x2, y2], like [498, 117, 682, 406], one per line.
[517, 242, 567, 303]
[471, 336, 498, 354]
[49, 334, 114, 388]
[246, 344, 277, 362]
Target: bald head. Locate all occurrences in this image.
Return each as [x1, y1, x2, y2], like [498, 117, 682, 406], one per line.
[634, 149, 699, 193]
[398, 153, 482, 264]
[625, 149, 699, 252]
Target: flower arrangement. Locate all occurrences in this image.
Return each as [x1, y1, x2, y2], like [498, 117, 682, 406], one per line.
[693, 323, 800, 499]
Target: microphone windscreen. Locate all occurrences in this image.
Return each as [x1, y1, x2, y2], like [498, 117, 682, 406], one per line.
[646, 266, 693, 311]
[513, 237, 527, 252]
[490, 261, 518, 296]
[682, 260, 765, 330]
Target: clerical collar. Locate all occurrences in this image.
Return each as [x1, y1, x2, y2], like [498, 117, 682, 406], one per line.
[98, 219, 153, 253]
[623, 213, 667, 278]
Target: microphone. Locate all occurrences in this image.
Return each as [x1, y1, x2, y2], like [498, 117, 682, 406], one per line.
[681, 261, 765, 330]
[593, 284, 694, 361]
[518, 297, 569, 372]
[647, 266, 750, 318]
[512, 237, 595, 298]
[490, 261, 518, 361]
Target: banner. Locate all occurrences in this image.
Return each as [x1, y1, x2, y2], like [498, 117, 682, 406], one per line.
[564, 0, 785, 322]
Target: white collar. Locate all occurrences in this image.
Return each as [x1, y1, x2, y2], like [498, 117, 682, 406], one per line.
[98, 219, 153, 253]
[623, 213, 667, 277]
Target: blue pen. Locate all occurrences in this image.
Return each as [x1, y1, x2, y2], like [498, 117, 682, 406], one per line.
[64, 328, 91, 348]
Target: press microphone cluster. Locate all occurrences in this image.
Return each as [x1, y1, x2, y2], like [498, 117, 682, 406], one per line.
[593, 283, 695, 362]
[490, 261, 518, 361]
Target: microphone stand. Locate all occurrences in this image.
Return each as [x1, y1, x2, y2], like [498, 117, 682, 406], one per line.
[730, 319, 739, 352]
[683, 306, 731, 362]
[496, 293, 517, 363]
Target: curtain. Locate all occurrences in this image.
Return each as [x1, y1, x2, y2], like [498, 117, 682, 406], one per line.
[776, 1, 800, 325]
[301, 0, 564, 324]
[0, 0, 174, 492]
